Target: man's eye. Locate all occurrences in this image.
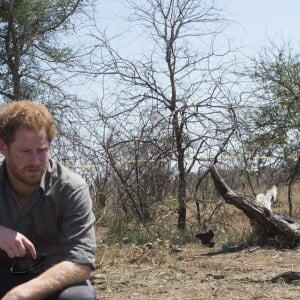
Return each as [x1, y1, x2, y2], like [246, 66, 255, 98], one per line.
[38, 149, 48, 153]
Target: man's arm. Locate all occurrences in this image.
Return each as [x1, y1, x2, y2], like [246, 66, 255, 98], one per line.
[2, 260, 91, 300]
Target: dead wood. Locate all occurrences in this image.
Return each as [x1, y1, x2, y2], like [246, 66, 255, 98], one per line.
[271, 271, 300, 284]
[210, 166, 300, 248]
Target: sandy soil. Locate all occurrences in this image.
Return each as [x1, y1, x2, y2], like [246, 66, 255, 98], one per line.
[91, 242, 300, 300]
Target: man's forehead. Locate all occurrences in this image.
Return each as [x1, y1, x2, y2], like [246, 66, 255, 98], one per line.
[12, 128, 49, 145]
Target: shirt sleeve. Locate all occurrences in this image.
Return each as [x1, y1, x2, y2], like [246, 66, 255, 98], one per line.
[60, 184, 96, 268]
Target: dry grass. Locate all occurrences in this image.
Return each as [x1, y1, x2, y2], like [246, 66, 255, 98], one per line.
[92, 183, 300, 299]
[92, 241, 300, 299]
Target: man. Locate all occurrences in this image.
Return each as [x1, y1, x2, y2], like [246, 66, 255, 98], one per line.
[0, 100, 97, 299]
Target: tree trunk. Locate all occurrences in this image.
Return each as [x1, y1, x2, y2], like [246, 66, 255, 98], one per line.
[210, 166, 300, 248]
[177, 154, 187, 230]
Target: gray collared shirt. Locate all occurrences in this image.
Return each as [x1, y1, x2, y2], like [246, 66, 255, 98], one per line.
[0, 159, 96, 270]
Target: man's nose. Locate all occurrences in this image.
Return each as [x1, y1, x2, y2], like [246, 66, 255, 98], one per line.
[29, 151, 40, 163]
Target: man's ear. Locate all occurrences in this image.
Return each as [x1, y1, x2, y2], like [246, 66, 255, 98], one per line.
[0, 139, 8, 156]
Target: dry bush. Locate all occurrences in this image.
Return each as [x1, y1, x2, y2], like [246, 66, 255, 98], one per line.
[94, 167, 300, 249]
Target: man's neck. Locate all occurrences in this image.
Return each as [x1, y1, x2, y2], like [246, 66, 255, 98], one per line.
[7, 175, 39, 208]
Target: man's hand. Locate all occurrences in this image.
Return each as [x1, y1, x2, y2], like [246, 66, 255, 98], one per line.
[0, 225, 36, 259]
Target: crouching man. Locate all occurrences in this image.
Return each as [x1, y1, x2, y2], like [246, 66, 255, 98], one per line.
[0, 100, 97, 299]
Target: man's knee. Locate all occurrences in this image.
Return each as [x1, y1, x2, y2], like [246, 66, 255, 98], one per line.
[51, 280, 96, 300]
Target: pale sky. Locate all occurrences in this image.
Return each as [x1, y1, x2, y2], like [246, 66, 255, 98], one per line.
[95, 0, 300, 57]
[222, 0, 300, 55]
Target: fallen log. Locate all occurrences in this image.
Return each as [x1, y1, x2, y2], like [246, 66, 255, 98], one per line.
[271, 271, 300, 284]
[210, 166, 300, 248]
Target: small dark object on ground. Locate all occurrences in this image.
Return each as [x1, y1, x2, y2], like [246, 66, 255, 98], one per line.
[196, 229, 215, 248]
[271, 271, 300, 284]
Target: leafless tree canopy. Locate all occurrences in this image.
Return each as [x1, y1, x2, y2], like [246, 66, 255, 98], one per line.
[76, 0, 240, 229]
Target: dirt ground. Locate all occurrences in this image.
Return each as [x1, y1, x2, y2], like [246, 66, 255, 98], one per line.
[91, 239, 300, 300]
